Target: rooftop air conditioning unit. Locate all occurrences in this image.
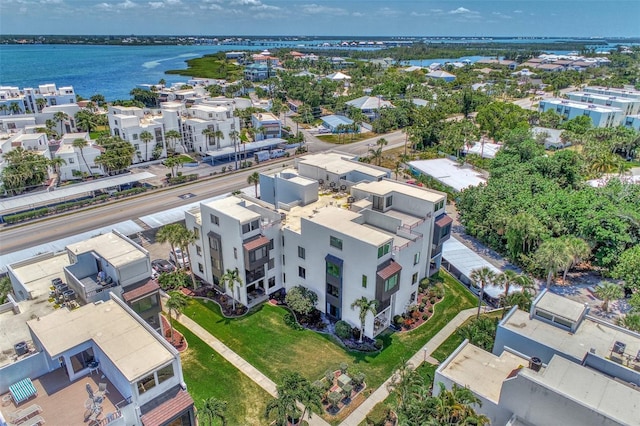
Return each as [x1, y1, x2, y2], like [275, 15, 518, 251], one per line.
[529, 356, 542, 372]
[613, 341, 626, 355]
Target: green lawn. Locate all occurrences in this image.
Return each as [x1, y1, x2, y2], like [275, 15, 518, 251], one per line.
[316, 132, 375, 144]
[174, 322, 272, 425]
[183, 270, 476, 390]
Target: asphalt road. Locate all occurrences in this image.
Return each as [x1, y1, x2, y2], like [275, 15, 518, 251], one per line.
[0, 132, 406, 255]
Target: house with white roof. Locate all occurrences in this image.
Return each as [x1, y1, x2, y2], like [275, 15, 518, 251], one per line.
[434, 290, 640, 425]
[345, 96, 394, 120]
[426, 70, 456, 82]
[539, 98, 624, 128]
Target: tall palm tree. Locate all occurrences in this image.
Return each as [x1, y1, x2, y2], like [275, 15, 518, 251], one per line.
[618, 313, 640, 333]
[350, 297, 378, 343]
[9, 102, 21, 115]
[72, 138, 90, 179]
[221, 268, 243, 311]
[164, 129, 182, 154]
[495, 270, 519, 317]
[156, 224, 181, 268]
[432, 383, 489, 425]
[535, 238, 572, 288]
[49, 157, 66, 178]
[199, 397, 227, 426]
[470, 267, 497, 318]
[594, 282, 624, 313]
[140, 131, 153, 162]
[264, 390, 298, 426]
[214, 129, 224, 149]
[53, 111, 69, 136]
[165, 290, 188, 339]
[202, 128, 215, 149]
[228, 130, 239, 170]
[35, 98, 47, 113]
[173, 225, 198, 288]
[247, 172, 260, 198]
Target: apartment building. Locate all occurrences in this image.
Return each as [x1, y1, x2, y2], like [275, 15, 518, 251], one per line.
[108, 105, 166, 162]
[0, 84, 76, 116]
[54, 133, 105, 181]
[0, 131, 51, 181]
[181, 104, 240, 154]
[582, 86, 640, 101]
[434, 290, 640, 425]
[251, 112, 282, 140]
[538, 98, 624, 128]
[567, 91, 640, 116]
[185, 152, 450, 339]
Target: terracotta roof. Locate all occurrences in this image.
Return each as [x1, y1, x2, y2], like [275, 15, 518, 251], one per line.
[141, 387, 194, 426]
[377, 261, 402, 280]
[243, 235, 270, 251]
[122, 280, 159, 303]
[435, 214, 453, 228]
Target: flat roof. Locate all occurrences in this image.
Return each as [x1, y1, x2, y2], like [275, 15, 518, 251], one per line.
[438, 342, 528, 403]
[534, 291, 586, 323]
[540, 98, 623, 113]
[568, 92, 638, 103]
[0, 253, 70, 366]
[307, 207, 391, 247]
[352, 178, 445, 203]
[0, 172, 155, 214]
[502, 308, 640, 363]
[409, 159, 486, 192]
[297, 152, 388, 179]
[205, 138, 285, 158]
[519, 356, 640, 425]
[28, 298, 174, 382]
[203, 196, 262, 223]
[66, 232, 147, 268]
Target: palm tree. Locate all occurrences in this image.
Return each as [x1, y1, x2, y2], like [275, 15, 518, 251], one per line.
[265, 386, 299, 426]
[386, 360, 422, 415]
[432, 383, 489, 425]
[561, 236, 591, 282]
[535, 238, 572, 288]
[165, 290, 188, 339]
[221, 268, 243, 311]
[35, 98, 47, 113]
[9, 102, 21, 115]
[229, 130, 239, 170]
[247, 172, 260, 198]
[470, 267, 497, 318]
[157, 224, 181, 268]
[49, 157, 66, 178]
[72, 138, 90, 179]
[164, 129, 182, 154]
[174, 225, 198, 288]
[350, 297, 378, 343]
[618, 313, 640, 333]
[202, 128, 215, 149]
[495, 270, 519, 317]
[214, 129, 224, 149]
[594, 282, 624, 313]
[368, 146, 383, 166]
[199, 397, 227, 426]
[53, 111, 69, 136]
[140, 131, 153, 162]
[75, 110, 96, 133]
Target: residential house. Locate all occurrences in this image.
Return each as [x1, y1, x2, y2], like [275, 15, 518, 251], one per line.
[244, 63, 276, 82]
[434, 290, 640, 425]
[425, 70, 456, 82]
[251, 112, 282, 140]
[320, 115, 356, 133]
[345, 96, 394, 120]
[326, 72, 352, 86]
[538, 98, 624, 128]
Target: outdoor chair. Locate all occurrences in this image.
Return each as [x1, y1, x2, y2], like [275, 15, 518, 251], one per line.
[97, 383, 109, 397]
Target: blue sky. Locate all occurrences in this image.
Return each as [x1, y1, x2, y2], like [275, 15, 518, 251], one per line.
[1, 0, 638, 37]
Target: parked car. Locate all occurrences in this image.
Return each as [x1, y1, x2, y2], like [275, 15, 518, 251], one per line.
[152, 259, 175, 273]
[169, 249, 189, 268]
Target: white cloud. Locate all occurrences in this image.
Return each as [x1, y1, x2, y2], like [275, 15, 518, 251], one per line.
[352, 11, 364, 17]
[119, 0, 136, 9]
[40, 0, 63, 4]
[378, 7, 399, 16]
[230, 0, 261, 5]
[430, 9, 442, 13]
[449, 7, 473, 15]
[149, 1, 163, 8]
[200, 2, 222, 9]
[252, 3, 280, 11]
[492, 11, 511, 19]
[410, 11, 429, 17]
[513, 10, 523, 13]
[300, 3, 347, 15]
[96, 2, 113, 10]
[165, 0, 181, 4]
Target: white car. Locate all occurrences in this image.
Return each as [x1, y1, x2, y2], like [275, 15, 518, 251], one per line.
[169, 248, 189, 268]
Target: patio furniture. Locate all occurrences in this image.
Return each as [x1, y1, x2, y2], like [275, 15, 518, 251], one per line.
[2, 393, 12, 406]
[9, 378, 37, 404]
[97, 383, 109, 397]
[8, 404, 42, 424]
[22, 415, 45, 426]
[337, 374, 352, 388]
[88, 361, 100, 376]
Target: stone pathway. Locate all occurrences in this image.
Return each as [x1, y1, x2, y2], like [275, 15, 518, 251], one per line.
[340, 307, 479, 426]
[162, 299, 330, 426]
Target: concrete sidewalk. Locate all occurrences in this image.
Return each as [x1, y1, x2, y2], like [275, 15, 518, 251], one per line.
[168, 307, 330, 426]
[340, 307, 478, 426]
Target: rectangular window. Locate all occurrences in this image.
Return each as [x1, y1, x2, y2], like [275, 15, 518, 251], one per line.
[281, 235, 285, 247]
[269, 239, 274, 250]
[196, 246, 202, 256]
[327, 284, 340, 298]
[298, 246, 305, 259]
[210, 214, 219, 225]
[242, 223, 250, 233]
[372, 195, 384, 211]
[283, 273, 286, 283]
[414, 252, 420, 265]
[412, 272, 418, 284]
[326, 262, 341, 278]
[198, 263, 204, 273]
[282, 255, 285, 266]
[377, 243, 391, 258]
[298, 266, 306, 279]
[384, 274, 399, 292]
[233, 247, 237, 259]
[385, 195, 393, 208]
[137, 373, 156, 395]
[193, 228, 200, 240]
[362, 275, 367, 288]
[268, 258, 275, 270]
[69, 158, 75, 163]
[133, 134, 139, 140]
[330, 236, 343, 250]
[156, 364, 174, 384]
[268, 277, 276, 288]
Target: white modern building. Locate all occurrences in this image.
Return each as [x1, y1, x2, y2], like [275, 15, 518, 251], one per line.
[583, 86, 640, 101]
[185, 152, 451, 339]
[108, 105, 166, 162]
[623, 115, 640, 131]
[251, 112, 282, 140]
[54, 133, 105, 181]
[0, 84, 75, 115]
[538, 98, 624, 128]
[434, 290, 640, 426]
[567, 91, 640, 116]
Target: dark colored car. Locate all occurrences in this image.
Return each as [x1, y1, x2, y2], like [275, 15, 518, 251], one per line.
[152, 259, 175, 273]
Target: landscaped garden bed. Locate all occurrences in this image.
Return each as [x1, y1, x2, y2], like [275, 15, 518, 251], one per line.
[314, 364, 367, 416]
[191, 284, 248, 317]
[392, 278, 445, 332]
